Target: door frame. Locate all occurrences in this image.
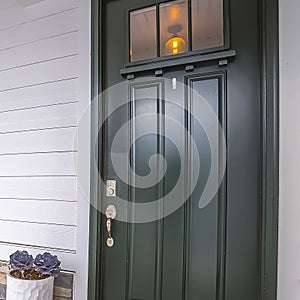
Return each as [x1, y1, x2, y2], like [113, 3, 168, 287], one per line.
[87, 0, 279, 298]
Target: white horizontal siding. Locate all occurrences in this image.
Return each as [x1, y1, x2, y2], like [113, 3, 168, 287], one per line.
[0, 31, 79, 72]
[0, 0, 91, 298]
[0, 221, 76, 250]
[0, 0, 90, 300]
[0, 55, 79, 91]
[0, 152, 77, 176]
[0, 7, 78, 51]
[0, 78, 78, 112]
[0, 102, 78, 132]
[0, 0, 79, 31]
[0, 199, 76, 225]
[0, 177, 77, 201]
[0, 127, 77, 154]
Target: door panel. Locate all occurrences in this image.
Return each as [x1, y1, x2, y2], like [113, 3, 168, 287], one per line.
[99, 0, 261, 299]
[184, 74, 223, 300]
[129, 82, 163, 300]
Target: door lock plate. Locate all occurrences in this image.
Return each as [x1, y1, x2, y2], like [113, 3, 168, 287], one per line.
[106, 180, 116, 197]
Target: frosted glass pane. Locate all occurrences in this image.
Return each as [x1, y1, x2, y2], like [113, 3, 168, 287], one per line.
[192, 0, 224, 51]
[160, 0, 189, 57]
[130, 6, 157, 62]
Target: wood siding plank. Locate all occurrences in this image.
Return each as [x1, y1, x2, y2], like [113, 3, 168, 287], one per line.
[0, 8, 79, 51]
[0, 221, 76, 250]
[0, 152, 77, 176]
[0, 31, 79, 71]
[0, 78, 78, 112]
[0, 55, 78, 91]
[0, 102, 77, 132]
[0, 0, 78, 31]
[0, 177, 77, 201]
[0, 127, 78, 154]
[0, 199, 76, 225]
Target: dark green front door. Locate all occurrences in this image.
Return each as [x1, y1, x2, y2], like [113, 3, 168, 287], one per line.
[98, 0, 262, 299]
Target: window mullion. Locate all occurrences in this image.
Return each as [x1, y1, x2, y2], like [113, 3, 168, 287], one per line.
[156, 3, 160, 58]
[188, 0, 192, 52]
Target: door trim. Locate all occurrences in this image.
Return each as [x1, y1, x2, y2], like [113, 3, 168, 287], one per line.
[88, 0, 279, 298]
[259, 0, 279, 299]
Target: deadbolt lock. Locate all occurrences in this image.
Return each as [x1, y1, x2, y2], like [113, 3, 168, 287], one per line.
[106, 180, 116, 197]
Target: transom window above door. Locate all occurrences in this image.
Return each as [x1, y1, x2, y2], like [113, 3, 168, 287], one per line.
[130, 0, 224, 63]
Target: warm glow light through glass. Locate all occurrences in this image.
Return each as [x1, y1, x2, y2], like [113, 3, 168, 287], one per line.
[165, 36, 187, 55]
[129, 0, 224, 62]
[160, 0, 188, 57]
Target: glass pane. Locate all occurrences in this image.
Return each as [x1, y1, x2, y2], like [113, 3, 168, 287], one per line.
[160, 0, 189, 57]
[192, 0, 224, 51]
[130, 6, 157, 62]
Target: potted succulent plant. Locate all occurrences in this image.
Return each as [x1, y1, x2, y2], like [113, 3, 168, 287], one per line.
[6, 250, 61, 300]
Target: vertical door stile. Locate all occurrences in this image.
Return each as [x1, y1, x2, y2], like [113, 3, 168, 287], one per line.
[182, 77, 192, 299]
[126, 85, 136, 300]
[154, 82, 165, 300]
[216, 72, 227, 300]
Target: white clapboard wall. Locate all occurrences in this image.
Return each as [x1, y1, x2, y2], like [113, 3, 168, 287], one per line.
[0, 0, 91, 299]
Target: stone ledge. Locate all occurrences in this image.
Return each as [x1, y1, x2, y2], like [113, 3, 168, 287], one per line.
[0, 274, 6, 285]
